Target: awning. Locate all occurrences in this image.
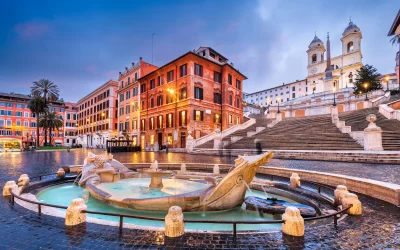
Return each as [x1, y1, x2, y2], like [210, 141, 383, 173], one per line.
[54, 140, 62, 143]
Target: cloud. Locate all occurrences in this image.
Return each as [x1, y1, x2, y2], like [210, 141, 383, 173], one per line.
[14, 21, 51, 39]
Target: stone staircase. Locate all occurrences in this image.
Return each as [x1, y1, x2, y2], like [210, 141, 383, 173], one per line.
[225, 114, 363, 150]
[196, 114, 272, 149]
[339, 107, 400, 151]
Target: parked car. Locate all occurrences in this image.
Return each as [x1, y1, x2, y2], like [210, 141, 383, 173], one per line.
[72, 143, 83, 148]
[55, 142, 63, 147]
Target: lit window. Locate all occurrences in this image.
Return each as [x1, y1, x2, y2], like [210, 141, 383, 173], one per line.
[167, 133, 173, 145]
[150, 135, 154, 145]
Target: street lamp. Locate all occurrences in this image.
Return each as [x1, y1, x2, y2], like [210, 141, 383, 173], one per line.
[277, 97, 281, 113]
[363, 82, 369, 101]
[266, 98, 270, 114]
[333, 87, 337, 106]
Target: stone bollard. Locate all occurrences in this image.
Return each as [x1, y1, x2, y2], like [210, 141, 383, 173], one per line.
[164, 206, 184, 237]
[363, 114, 383, 151]
[2, 181, 18, 196]
[334, 185, 348, 207]
[65, 198, 87, 226]
[213, 164, 220, 175]
[56, 168, 66, 178]
[180, 164, 186, 174]
[342, 193, 362, 215]
[282, 206, 304, 237]
[289, 173, 300, 188]
[18, 174, 30, 187]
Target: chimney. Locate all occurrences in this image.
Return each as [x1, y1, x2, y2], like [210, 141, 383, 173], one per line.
[119, 72, 122, 77]
[230, 62, 234, 67]
[132, 62, 135, 67]
[125, 67, 128, 72]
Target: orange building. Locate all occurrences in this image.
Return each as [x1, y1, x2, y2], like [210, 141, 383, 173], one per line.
[117, 57, 158, 145]
[0, 92, 68, 150]
[76, 80, 119, 148]
[117, 47, 246, 149]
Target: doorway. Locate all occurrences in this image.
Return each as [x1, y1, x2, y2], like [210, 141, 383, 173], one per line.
[158, 132, 163, 149]
[181, 132, 186, 148]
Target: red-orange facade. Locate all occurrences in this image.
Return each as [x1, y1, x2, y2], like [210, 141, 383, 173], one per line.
[117, 47, 246, 149]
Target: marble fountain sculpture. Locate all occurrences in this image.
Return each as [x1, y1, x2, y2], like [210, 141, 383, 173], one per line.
[77, 152, 273, 212]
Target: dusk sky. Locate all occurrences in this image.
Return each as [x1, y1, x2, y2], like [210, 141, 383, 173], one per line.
[0, 0, 398, 102]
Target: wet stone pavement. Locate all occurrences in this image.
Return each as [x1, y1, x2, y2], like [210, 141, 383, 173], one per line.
[0, 149, 399, 249]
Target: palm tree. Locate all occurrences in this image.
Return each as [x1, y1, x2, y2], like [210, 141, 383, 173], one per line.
[28, 95, 46, 147]
[47, 112, 63, 146]
[39, 111, 63, 146]
[31, 79, 60, 146]
[31, 79, 60, 104]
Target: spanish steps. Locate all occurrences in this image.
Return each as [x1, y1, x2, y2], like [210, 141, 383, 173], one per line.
[338, 107, 400, 151]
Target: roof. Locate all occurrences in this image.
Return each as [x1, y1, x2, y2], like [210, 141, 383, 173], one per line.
[137, 51, 247, 81]
[388, 9, 400, 36]
[309, 35, 323, 46]
[196, 46, 229, 61]
[245, 79, 307, 96]
[342, 21, 359, 35]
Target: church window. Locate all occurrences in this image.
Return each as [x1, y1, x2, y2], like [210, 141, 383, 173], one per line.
[312, 54, 317, 63]
[347, 42, 354, 52]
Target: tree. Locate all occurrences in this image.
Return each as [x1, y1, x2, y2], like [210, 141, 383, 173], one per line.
[31, 79, 60, 146]
[353, 64, 382, 95]
[39, 111, 63, 146]
[31, 79, 60, 104]
[28, 95, 47, 148]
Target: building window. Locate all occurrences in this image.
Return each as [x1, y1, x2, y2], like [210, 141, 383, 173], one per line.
[121, 81, 124, 88]
[150, 134, 154, 145]
[126, 91, 130, 99]
[214, 113, 221, 123]
[166, 113, 173, 128]
[150, 117, 155, 130]
[194, 64, 203, 77]
[229, 95, 233, 106]
[236, 79, 241, 90]
[134, 73, 138, 81]
[16, 111, 22, 117]
[179, 87, 187, 100]
[133, 87, 138, 96]
[167, 70, 174, 82]
[347, 41, 354, 52]
[132, 120, 137, 130]
[157, 115, 163, 128]
[141, 83, 146, 93]
[120, 94, 124, 102]
[157, 95, 163, 106]
[150, 79, 155, 89]
[194, 110, 203, 121]
[166, 93, 174, 104]
[194, 87, 203, 100]
[236, 117, 240, 124]
[126, 104, 130, 114]
[150, 98, 154, 108]
[312, 54, 317, 63]
[119, 107, 124, 116]
[236, 98, 240, 108]
[214, 71, 222, 83]
[229, 114, 233, 124]
[214, 93, 222, 104]
[180, 64, 187, 77]
[228, 74, 232, 85]
[141, 119, 145, 130]
[128, 77, 131, 85]
[141, 100, 145, 110]
[158, 75, 163, 86]
[179, 111, 187, 126]
[167, 133, 173, 145]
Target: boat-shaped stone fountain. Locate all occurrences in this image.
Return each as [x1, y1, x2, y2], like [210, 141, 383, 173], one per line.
[78, 152, 273, 212]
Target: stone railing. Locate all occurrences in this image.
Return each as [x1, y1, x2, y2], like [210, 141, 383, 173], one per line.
[370, 91, 390, 107]
[193, 118, 256, 148]
[379, 100, 400, 121]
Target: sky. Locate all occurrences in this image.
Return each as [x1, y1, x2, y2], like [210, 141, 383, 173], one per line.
[0, 0, 398, 102]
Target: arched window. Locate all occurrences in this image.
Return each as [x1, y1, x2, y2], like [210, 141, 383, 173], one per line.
[236, 98, 240, 108]
[333, 81, 336, 87]
[312, 54, 317, 63]
[229, 95, 233, 106]
[347, 42, 354, 52]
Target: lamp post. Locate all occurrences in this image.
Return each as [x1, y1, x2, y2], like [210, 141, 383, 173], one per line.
[277, 97, 281, 113]
[364, 83, 369, 101]
[333, 87, 337, 106]
[266, 98, 270, 114]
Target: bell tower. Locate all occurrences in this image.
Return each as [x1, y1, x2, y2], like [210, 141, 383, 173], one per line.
[307, 34, 326, 65]
[341, 19, 362, 55]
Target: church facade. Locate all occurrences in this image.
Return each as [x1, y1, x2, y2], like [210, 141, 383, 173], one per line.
[244, 21, 363, 106]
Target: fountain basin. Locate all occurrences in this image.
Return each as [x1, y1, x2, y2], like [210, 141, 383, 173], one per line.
[136, 169, 173, 188]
